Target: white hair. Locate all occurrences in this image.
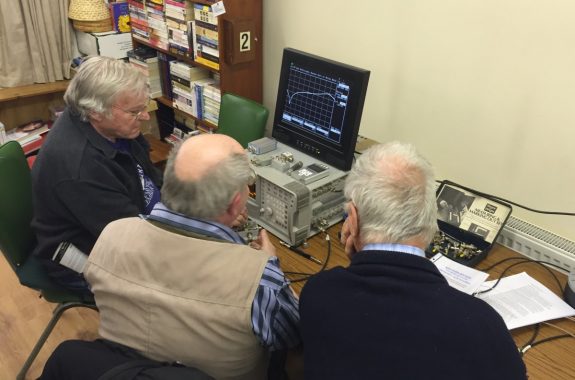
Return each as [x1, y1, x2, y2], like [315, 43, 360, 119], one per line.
[344, 141, 438, 245]
[64, 56, 149, 121]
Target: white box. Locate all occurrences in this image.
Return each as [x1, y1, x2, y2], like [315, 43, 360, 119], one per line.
[76, 30, 133, 59]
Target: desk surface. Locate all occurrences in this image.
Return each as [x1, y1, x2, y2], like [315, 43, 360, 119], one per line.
[271, 223, 575, 380]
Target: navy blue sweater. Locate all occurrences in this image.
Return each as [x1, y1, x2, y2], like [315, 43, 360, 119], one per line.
[31, 108, 162, 263]
[300, 250, 527, 380]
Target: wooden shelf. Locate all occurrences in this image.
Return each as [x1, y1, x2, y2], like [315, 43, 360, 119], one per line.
[0, 81, 70, 103]
[155, 96, 217, 131]
[131, 0, 262, 138]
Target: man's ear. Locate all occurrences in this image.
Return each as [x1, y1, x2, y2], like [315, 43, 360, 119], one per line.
[227, 191, 244, 218]
[89, 111, 103, 122]
[346, 203, 361, 251]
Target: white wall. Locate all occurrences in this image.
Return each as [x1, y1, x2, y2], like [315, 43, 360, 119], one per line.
[263, 0, 575, 241]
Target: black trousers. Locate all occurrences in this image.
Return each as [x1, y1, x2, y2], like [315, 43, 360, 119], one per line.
[37, 339, 213, 380]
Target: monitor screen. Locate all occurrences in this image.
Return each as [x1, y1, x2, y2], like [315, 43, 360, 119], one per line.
[272, 48, 370, 171]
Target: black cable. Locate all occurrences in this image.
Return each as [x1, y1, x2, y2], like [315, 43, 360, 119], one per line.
[519, 323, 541, 356]
[521, 333, 573, 356]
[285, 232, 332, 283]
[474, 258, 564, 296]
[477, 256, 529, 272]
[438, 179, 575, 216]
[532, 334, 572, 347]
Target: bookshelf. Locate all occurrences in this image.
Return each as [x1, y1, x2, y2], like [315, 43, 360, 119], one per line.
[0, 81, 69, 131]
[128, 0, 263, 136]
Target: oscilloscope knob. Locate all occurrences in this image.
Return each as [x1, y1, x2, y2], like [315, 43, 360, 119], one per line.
[259, 207, 273, 217]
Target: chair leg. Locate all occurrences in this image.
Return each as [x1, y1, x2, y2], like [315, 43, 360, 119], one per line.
[17, 302, 98, 380]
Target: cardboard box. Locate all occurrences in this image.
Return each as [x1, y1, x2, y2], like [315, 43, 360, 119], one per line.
[76, 30, 133, 59]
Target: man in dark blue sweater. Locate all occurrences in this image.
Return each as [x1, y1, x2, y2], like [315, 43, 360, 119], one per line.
[299, 142, 527, 380]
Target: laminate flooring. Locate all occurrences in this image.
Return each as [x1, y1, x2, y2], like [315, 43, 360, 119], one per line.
[0, 254, 99, 380]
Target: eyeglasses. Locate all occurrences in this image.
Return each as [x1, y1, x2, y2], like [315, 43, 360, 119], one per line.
[113, 101, 150, 120]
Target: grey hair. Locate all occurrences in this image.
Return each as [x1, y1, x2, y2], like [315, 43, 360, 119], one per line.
[344, 141, 438, 245]
[162, 140, 252, 219]
[64, 56, 149, 121]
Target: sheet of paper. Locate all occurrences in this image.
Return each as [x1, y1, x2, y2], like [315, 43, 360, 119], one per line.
[430, 253, 489, 295]
[476, 272, 575, 330]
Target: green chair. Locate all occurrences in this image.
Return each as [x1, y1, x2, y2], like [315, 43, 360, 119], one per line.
[216, 93, 269, 148]
[0, 141, 97, 380]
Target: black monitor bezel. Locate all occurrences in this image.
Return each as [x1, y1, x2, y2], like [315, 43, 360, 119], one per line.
[272, 48, 370, 171]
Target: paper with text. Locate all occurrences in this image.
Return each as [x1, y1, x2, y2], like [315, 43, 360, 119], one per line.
[476, 272, 575, 330]
[430, 253, 489, 295]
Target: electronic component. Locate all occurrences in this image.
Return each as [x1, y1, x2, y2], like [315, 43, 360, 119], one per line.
[427, 231, 483, 262]
[286, 161, 303, 174]
[247, 137, 277, 155]
[428, 181, 512, 267]
[247, 142, 347, 246]
[290, 163, 330, 184]
[271, 48, 370, 171]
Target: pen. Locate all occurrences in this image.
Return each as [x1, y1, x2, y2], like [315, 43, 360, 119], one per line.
[279, 241, 322, 265]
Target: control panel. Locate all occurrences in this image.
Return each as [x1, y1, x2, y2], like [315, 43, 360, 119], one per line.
[247, 141, 347, 246]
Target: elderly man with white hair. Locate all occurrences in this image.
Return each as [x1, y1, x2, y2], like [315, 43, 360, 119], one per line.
[299, 141, 527, 380]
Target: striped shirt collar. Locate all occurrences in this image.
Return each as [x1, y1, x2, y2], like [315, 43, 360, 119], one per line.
[146, 202, 244, 244]
[362, 243, 426, 258]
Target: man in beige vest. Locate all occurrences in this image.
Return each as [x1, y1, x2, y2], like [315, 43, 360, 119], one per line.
[85, 134, 301, 380]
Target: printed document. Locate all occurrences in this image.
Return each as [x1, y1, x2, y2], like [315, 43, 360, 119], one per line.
[476, 272, 575, 330]
[430, 253, 489, 294]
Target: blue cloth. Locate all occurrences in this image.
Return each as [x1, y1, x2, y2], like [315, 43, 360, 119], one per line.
[112, 139, 160, 215]
[148, 203, 301, 350]
[362, 243, 425, 257]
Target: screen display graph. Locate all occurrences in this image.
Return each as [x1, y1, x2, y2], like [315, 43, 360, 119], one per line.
[281, 64, 349, 145]
[272, 48, 369, 171]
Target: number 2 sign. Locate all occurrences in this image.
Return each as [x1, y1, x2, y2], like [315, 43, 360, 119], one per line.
[239, 31, 251, 52]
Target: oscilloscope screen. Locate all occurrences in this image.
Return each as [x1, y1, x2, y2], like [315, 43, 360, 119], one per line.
[282, 64, 349, 145]
[272, 48, 370, 171]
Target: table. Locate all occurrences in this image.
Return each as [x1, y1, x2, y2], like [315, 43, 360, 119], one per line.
[270, 223, 575, 380]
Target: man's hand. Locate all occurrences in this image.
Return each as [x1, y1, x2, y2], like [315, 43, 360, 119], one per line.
[249, 229, 277, 256]
[232, 208, 248, 229]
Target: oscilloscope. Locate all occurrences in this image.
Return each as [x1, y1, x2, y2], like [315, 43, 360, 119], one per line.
[246, 141, 348, 246]
[246, 48, 370, 246]
[272, 48, 370, 171]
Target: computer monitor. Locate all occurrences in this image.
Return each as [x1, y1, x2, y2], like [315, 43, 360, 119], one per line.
[272, 48, 370, 171]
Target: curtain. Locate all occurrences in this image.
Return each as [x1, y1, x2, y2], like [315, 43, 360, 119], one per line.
[0, 0, 73, 87]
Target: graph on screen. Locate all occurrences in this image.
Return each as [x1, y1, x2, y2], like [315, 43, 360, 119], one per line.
[281, 63, 350, 145]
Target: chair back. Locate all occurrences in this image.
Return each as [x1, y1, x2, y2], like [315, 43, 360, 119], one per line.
[0, 141, 36, 271]
[217, 93, 269, 148]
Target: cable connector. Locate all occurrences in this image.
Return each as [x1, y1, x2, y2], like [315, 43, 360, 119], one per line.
[520, 345, 531, 355]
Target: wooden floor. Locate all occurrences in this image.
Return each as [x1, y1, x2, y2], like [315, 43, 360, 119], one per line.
[0, 254, 99, 380]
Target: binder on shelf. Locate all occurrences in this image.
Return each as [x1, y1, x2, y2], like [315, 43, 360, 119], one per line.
[158, 52, 175, 100]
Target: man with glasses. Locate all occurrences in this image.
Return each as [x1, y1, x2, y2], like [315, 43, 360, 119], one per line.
[31, 56, 162, 294]
[83, 134, 300, 379]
